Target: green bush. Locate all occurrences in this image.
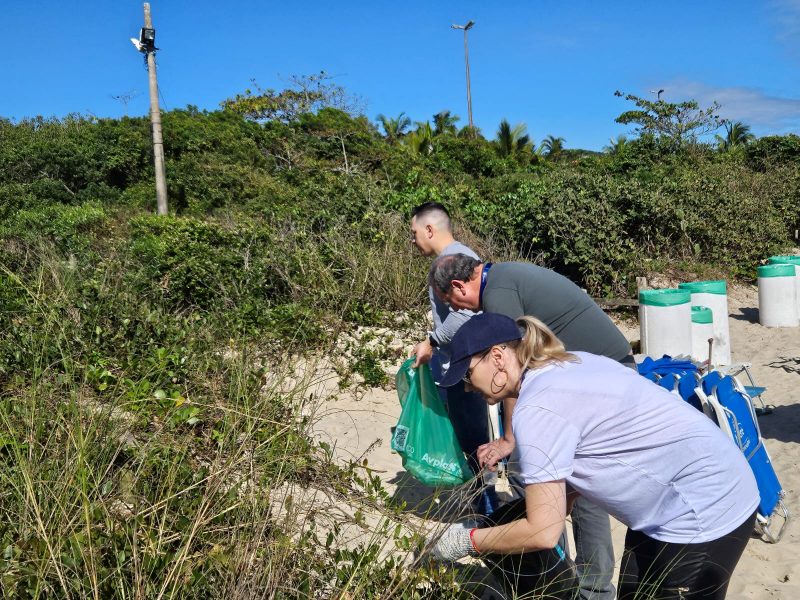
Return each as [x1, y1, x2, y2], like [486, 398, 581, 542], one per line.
[5, 99, 800, 597]
[0, 203, 107, 255]
[746, 134, 800, 171]
[465, 170, 637, 294]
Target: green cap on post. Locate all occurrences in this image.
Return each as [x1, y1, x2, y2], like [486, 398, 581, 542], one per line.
[639, 288, 691, 307]
[678, 280, 727, 295]
[767, 255, 800, 266]
[758, 264, 795, 278]
[691, 306, 713, 324]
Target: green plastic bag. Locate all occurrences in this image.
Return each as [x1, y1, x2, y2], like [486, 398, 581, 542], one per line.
[391, 358, 473, 487]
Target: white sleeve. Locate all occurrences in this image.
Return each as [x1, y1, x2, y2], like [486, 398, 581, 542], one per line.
[513, 405, 580, 485]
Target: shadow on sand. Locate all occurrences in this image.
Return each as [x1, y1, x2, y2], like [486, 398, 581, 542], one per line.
[387, 470, 483, 523]
[730, 306, 759, 324]
[758, 402, 800, 445]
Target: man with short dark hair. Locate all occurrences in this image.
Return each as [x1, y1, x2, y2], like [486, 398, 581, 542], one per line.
[429, 253, 633, 600]
[409, 202, 497, 515]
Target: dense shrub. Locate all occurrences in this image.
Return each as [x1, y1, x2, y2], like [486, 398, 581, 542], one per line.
[3, 95, 800, 597]
[3, 107, 798, 295]
[746, 134, 800, 171]
[465, 171, 637, 294]
[0, 202, 108, 256]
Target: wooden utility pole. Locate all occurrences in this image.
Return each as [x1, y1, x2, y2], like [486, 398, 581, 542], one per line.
[143, 3, 168, 215]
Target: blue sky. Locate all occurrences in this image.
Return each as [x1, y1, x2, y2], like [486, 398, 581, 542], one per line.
[5, 1, 800, 150]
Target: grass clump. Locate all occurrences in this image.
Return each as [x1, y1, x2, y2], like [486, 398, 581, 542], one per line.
[0, 210, 486, 598]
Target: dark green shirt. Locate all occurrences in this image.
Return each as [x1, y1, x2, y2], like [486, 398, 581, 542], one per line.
[481, 262, 631, 361]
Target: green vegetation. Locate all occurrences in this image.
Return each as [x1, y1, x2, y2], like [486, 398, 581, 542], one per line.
[1, 76, 799, 596]
[613, 90, 726, 148]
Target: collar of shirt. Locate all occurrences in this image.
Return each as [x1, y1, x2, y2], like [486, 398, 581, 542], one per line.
[520, 362, 558, 386]
[479, 262, 492, 306]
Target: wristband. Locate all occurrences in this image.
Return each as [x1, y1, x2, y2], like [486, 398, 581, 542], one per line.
[468, 528, 480, 553]
[428, 334, 439, 348]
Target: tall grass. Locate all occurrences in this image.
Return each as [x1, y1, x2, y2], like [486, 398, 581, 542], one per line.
[0, 209, 497, 598]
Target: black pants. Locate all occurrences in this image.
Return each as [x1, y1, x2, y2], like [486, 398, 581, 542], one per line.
[480, 499, 579, 600]
[618, 511, 756, 599]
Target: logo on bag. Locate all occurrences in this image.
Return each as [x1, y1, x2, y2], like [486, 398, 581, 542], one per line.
[421, 453, 458, 474]
[393, 425, 409, 452]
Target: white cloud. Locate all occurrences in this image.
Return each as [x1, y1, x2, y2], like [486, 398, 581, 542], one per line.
[769, 0, 800, 45]
[659, 80, 800, 133]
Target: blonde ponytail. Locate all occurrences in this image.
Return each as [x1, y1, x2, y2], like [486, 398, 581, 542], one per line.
[509, 316, 578, 370]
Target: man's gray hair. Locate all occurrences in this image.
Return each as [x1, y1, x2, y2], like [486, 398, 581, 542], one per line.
[428, 253, 482, 294]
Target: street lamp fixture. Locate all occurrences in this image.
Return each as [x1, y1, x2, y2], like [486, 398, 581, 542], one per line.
[451, 20, 475, 132]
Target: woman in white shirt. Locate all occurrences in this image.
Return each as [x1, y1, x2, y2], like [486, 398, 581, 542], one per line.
[427, 312, 759, 600]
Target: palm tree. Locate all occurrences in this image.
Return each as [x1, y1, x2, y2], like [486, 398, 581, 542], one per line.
[433, 110, 460, 136]
[603, 134, 629, 154]
[715, 121, 755, 151]
[457, 124, 482, 139]
[496, 119, 532, 158]
[376, 112, 411, 144]
[403, 121, 434, 155]
[540, 135, 566, 158]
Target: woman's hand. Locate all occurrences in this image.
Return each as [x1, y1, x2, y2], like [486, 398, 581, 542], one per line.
[477, 437, 515, 470]
[426, 522, 478, 561]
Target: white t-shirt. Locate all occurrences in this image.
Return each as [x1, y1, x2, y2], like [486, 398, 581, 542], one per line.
[513, 352, 759, 543]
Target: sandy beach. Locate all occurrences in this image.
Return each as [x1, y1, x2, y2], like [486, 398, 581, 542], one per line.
[313, 282, 800, 598]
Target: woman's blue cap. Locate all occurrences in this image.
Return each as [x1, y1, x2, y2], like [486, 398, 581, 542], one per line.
[440, 312, 522, 387]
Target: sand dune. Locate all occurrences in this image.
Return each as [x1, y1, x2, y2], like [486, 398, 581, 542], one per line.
[313, 283, 800, 598]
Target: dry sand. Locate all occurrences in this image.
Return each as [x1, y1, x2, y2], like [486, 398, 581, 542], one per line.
[312, 283, 800, 598]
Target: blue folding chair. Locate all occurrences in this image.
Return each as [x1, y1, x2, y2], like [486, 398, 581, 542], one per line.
[638, 356, 703, 409]
[694, 370, 724, 425]
[642, 361, 789, 543]
[676, 372, 703, 413]
[699, 370, 723, 398]
[716, 362, 773, 416]
[642, 371, 660, 384]
[712, 376, 789, 543]
[637, 355, 697, 379]
[655, 372, 677, 392]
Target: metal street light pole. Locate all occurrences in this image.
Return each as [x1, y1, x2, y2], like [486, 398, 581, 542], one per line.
[451, 20, 475, 133]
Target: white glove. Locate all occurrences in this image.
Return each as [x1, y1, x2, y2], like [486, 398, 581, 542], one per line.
[427, 522, 479, 561]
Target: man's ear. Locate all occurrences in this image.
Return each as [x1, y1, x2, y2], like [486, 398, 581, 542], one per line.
[425, 223, 434, 238]
[450, 280, 466, 296]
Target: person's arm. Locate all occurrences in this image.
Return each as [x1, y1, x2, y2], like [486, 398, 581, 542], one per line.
[430, 306, 476, 347]
[412, 338, 434, 368]
[472, 480, 566, 553]
[414, 292, 478, 367]
[477, 397, 517, 470]
[428, 405, 578, 561]
[428, 288, 476, 347]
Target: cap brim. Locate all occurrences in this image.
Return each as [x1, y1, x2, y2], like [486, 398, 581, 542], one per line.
[439, 356, 471, 388]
